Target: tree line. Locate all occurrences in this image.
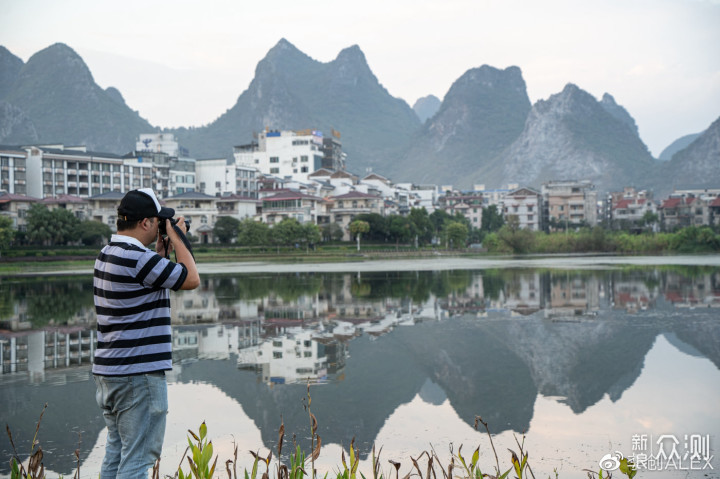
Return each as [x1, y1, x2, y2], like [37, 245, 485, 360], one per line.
[2, 203, 718, 255]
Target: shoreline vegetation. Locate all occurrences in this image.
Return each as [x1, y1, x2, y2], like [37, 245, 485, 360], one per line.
[7, 391, 638, 479]
[1, 225, 719, 277]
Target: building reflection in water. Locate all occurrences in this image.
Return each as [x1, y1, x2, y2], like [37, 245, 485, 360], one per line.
[2, 268, 719, 381]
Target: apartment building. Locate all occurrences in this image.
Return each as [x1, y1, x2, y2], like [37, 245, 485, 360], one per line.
[234, 129, 326, 183]
[502, 187, 543, 231]
[0, 146, 28, 195]
[542, 180, 598, 230]
[438, 191, 483, 228]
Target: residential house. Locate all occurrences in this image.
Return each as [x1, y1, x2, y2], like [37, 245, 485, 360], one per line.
[215, 194, 260, 221]
[438, 191, 483, 228]
[502, 187, 543, 231]
[330, 191, 384, 240]
[260, 190, 327, 225]
[87, 191, 125, 231]
[42, 194, 89, 221]
[162, 191, 218, 243]
[542, 180, 598, 230]
[0, 192, 40, 232]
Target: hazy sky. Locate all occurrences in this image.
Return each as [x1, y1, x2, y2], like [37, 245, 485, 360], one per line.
[1, 0, 719, 156]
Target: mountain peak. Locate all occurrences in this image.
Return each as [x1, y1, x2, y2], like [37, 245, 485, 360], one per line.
[600, 92, 639, 136]
[336, 44, 366, 63]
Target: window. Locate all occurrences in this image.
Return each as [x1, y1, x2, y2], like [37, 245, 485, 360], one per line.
[270, 157, 279, 163]
[270, 167, 280, 174]
[301, 166, 308, 173]
[301, 155, 308, 162]
[273, 352, 283, 359]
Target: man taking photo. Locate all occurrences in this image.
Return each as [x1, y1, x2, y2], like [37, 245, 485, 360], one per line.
[92, 188, 200, 479]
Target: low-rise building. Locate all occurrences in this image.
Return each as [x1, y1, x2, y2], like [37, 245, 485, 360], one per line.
[542, 180, 598, 230]
[162, 191, 218, 243]
[438, 191, 483, 228]
[0, 192, 40, 232]
[330, 191, 384, 240]
[260, 190, 327, 225]
[502, 187, 542, 230]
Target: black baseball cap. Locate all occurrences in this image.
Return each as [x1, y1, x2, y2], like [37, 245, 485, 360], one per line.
[117, 188, 174, 221]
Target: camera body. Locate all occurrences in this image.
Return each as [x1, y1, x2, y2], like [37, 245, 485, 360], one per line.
[159, 217, 190, 236]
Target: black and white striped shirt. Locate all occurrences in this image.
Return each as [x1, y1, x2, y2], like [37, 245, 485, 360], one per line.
[92, 234, 188, 376]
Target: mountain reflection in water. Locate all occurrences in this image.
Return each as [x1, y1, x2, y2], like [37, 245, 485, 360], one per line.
[1, 266, 719, 478]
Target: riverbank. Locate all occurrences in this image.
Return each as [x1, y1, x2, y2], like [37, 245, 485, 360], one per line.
[4, 251, 720, 277]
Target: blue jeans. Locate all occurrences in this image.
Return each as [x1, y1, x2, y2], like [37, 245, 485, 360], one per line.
[94, 373, 168, 479]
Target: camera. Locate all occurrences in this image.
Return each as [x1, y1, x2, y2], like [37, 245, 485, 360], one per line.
[159, 217, 190, 236]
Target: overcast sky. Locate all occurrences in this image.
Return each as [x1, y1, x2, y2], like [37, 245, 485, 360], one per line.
[2, 0, 719, 157]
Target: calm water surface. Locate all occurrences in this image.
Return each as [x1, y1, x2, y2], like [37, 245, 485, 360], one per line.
[1, 257, 719, 478]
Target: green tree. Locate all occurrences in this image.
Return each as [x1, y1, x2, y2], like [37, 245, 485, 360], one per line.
[349, 219, 370, 251]
[408, 208, 433, 246]
[271, 218, 304, 250]
[321, 223, 344, 242]
[300, 222, 321, 252]
[444, 221, 469, 249]
[27, 204, 80, 246]
[354, 213, 389, 241]
[0, 215, 15, 254]
[238, 218, 270, 246]
[496, 215, 536, 253]
[213, 216, 241, 244]
[77, 220, 112, 246]
[481, 204, 505, 233]
[388, 215, 417, 248]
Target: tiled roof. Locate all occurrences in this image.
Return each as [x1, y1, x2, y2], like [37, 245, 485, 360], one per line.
[42, 194, 86, 204]
[165, 191, 217, 200]
[332, 191, 380, 200]
[614, 199, 632, 209]
[0, 192, 41, 203]
[88, 191, 125, 200]
[215, 194, 259, 202]
[262, 190, 323, 202]
[660, 197, 682, 209]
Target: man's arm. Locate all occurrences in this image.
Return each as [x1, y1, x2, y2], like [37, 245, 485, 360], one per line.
[162, 217, 200, 290]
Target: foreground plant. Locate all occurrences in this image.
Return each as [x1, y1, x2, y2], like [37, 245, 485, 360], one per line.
[6, 403, 48, 479]
[6, 394, 639, 479]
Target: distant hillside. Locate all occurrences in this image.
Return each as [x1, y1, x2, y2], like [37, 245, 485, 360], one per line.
[1, 43, 153, 152]
[391, 65, 531, 187]
[658, 132, 702, 161]
[413, 95, 441, 123]
[172, 38, 421, 175]
[599, 93, 639, 136]
[0, 40, 717, 196]
[0, 46, 23, 99]
[495, 84, 657, 193]
[656, 116, 720, 195]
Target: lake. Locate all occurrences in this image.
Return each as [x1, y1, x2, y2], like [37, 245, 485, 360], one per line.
[1, 256, 719, 479]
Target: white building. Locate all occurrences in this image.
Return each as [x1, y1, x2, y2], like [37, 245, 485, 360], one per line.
[136, 133, 183, 157]
[196, 158, 259, 199]
[234, 129, 325, 183]
[502, 187, 543, 231]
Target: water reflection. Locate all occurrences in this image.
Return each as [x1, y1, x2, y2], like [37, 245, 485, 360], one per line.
[1, 266, 719, 477]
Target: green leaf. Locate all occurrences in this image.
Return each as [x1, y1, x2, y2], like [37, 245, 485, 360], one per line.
[200, 422, 207, 441]
[471, 446, 479, 469]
